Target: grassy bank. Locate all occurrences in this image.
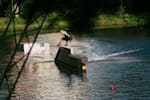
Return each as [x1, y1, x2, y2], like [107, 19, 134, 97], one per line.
[94, 13, 148, 29]
[0, 16, 69, 35]
[0, 13, 149, 35]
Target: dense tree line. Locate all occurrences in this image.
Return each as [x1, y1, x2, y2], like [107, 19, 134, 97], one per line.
[0, 0, 150, 31]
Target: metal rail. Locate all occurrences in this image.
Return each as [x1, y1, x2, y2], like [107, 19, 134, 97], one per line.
[0, 3, 48, 99]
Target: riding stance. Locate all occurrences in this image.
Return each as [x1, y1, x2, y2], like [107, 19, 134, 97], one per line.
[57, 30, 72, 46]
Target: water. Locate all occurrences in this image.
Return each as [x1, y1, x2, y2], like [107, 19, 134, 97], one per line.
[0, 29, 150, 100]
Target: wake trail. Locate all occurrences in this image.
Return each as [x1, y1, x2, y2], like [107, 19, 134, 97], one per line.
[88, 48, 144, 62]
[104, 48, 143, 57]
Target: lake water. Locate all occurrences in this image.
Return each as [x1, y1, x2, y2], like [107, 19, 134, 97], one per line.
[0, 28, 150, 100]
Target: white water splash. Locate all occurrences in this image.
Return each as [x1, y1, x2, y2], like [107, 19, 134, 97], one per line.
[104, 48, 143, 57]
[88, 48, 144, 62]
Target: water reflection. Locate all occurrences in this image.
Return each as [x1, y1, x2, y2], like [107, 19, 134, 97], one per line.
[55, 62, 87, 82]
[1, 29, 150, 99]
[13, 61, 89, 100]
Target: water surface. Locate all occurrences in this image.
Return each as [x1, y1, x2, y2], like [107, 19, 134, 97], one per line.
[0, 29, 150, 100]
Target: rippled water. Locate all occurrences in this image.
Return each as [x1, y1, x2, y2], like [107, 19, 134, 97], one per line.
[0, 29, 150, 100]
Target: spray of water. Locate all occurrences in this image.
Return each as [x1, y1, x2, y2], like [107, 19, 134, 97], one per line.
[104, 48, 143, 57]
[88, 48, 144, 62]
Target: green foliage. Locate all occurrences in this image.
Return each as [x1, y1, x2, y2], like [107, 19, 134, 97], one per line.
[94, 13, 147, 29]
[0, 17, 26, 33]
[0, 13, 148, 35]
[0, 0, 150, 32]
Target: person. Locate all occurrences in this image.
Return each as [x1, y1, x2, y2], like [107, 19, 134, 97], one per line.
[57, 30, 72, 46]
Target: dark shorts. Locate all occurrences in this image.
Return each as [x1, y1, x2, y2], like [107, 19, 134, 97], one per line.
[62, 36, 70, 41]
